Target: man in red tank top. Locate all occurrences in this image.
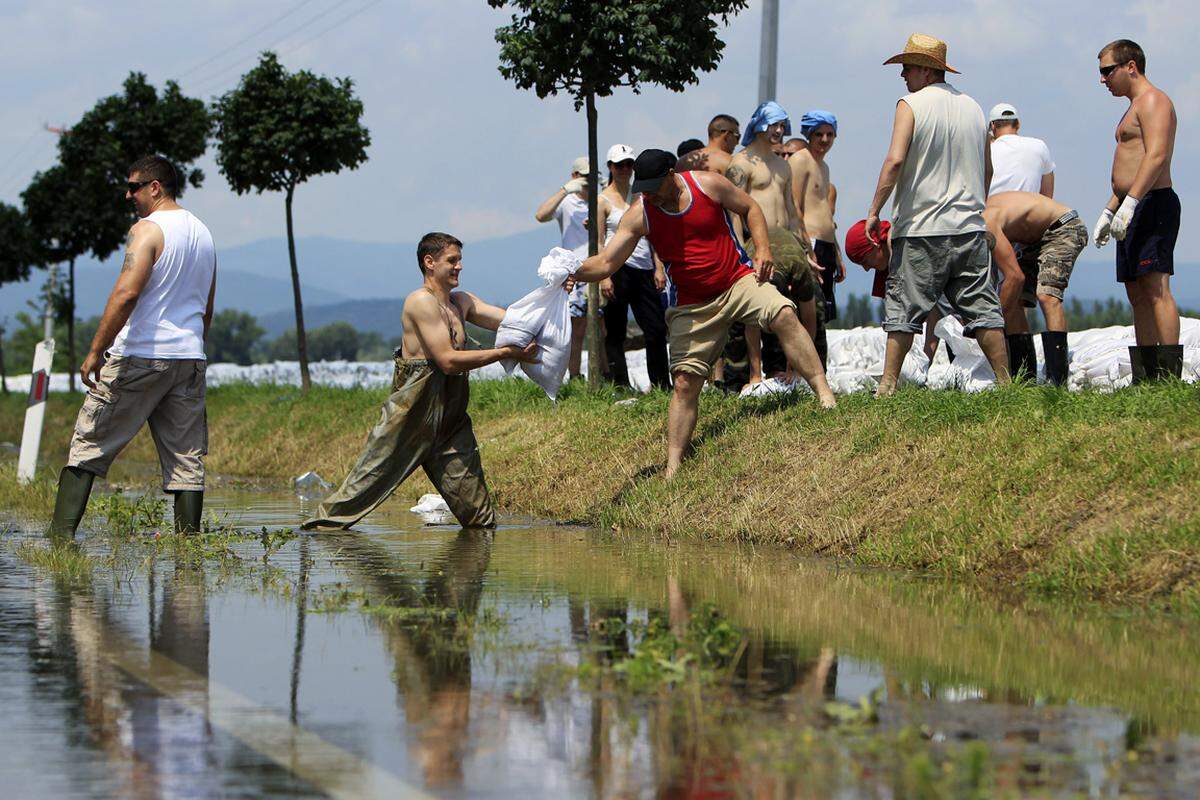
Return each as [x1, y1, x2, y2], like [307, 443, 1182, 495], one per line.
[576, 149, 836, 479]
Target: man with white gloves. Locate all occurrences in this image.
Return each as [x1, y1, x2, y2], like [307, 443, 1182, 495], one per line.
[1094, 39, 1182, 381]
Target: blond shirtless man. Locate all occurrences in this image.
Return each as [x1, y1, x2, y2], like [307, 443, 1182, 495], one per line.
[986, 192, 1089, 385]
[304, 233, 537, 531]
[725, 102, 822, 381]
[1093, 39, 1182, 381]
[676, 113, 739, 175]
[792, 111, 846, 330]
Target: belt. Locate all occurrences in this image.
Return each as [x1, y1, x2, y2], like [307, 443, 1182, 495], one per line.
[1047, 210, 1079, 232]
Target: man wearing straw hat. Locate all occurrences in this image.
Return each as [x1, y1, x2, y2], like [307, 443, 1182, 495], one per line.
[864, 33, 1010, 396]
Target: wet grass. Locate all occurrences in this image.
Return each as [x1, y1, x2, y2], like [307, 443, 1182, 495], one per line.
[5, 380, 1200, 608]
[14, 540, 97, 585]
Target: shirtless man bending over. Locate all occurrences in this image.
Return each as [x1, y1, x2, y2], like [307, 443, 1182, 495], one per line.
[985, 192, 1089, 384]
[676, 114, 740, 175]
[1092, 38, 1181, 381]
[304, 233, 537, 531]
[725, 101, 823, 382]
[791, 111, 846, 329]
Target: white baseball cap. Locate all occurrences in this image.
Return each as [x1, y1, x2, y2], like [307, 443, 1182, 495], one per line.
[570, 156, 590, 175]
[606, 144, 635, 164]
[989, 103, 1019, 123]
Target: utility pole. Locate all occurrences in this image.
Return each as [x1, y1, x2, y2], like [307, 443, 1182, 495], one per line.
[757, 0, 779, 103]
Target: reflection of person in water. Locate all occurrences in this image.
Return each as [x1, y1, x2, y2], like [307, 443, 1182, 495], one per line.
[319, 530, 492, 788]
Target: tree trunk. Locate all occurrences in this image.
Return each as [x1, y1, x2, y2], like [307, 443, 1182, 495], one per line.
[68, 257, 76, 393]
[585, 91, 603, 390]
[285, 185, 312, 393]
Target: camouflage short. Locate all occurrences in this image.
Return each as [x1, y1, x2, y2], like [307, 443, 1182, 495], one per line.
[1017, 216, 1088, 302]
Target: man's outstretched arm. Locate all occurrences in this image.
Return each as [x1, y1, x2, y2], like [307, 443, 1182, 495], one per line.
[80, 220, 160, 388]
[410, 293, 535, 374]
[702, 172, 774, 282]
[577, 202, 645, 282]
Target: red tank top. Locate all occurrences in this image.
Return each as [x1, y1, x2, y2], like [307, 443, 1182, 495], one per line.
[643, 171, 753, 306]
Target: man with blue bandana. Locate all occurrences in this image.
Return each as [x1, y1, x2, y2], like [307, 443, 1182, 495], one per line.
[791, 110, 844, 329]
[723, 101, 823, 386]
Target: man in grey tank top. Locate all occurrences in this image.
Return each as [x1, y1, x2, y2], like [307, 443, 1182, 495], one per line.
[864, 34, 1010, 396]
[49, 155, 216, 540]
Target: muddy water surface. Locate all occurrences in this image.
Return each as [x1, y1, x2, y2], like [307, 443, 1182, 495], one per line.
[2, 488, 1199, 798]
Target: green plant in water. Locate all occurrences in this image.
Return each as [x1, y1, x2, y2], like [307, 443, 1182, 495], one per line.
[15, 540, 96, 584]
[91, 492, 167, 537]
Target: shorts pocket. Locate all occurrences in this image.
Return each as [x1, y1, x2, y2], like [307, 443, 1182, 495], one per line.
[110, 358, 165, 392]
[76, 392, 115, 439]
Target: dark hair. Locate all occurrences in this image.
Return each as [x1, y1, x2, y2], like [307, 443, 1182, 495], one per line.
[128, 155, 179, 197]
[416, 232, 463, 275]
[992, 118, 1019, 132]
[676, 138, 705, 157]
[707, 114, 739, 138]
[1099, 39, 1146, 74]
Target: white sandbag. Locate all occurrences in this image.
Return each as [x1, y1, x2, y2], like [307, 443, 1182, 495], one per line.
[929, 315, 999, 392]
[496, 246, 578, 400]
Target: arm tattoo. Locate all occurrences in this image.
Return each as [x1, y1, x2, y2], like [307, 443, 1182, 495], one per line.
[725, 164, 749, 190]
[119, 231, 136, 273]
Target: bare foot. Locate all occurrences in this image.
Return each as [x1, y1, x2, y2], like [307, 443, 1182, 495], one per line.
[817, 389, 837, 409]
[874, 378, 897, 398]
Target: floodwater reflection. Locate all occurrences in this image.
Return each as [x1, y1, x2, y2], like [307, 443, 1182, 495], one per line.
[1, 488, 1198, 798]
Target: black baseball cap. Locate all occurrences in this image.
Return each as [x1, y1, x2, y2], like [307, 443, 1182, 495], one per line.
[631, 149, 677, 194]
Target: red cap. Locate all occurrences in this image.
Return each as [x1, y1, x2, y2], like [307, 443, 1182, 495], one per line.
[844, 219, 891, 299]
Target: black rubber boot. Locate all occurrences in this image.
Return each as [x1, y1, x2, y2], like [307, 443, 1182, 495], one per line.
[1006, 334, 1037, 381]
[173, 491, 204, 534]
[1154, 344, 1184, 381]
[1129, 345, 1156, 385]
[48, 467, 95, 540]
[1041, 331, 1069, 387]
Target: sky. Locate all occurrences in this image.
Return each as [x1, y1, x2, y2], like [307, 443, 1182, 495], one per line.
[0, 0, 1195, 277]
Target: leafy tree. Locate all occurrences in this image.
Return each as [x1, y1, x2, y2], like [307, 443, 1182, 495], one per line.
[23, 74, 209, 391]
[827, 293, 882, 329]
[3, 310, 99, 381]
[488, 0, 749, 387]
[212, 52, 371, 392]
[205, 309, 265, 365]
[262, 322, 364, 363]
[0, 203, 34, 288]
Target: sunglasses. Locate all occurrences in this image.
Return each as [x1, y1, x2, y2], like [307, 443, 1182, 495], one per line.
[126, 180, 154, 194]
[1098, 63, 1122, 77]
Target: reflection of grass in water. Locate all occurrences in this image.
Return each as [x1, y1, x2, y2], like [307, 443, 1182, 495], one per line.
[15, 540, 97, 584]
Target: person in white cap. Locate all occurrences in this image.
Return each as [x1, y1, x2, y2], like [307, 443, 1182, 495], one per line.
[597, 144, 670, 389]
[535, 155, 594, 379]
[865, 33, 1010, 397]
[988, 103, 1056, 197]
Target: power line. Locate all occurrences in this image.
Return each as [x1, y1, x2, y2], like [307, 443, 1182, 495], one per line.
[0, 128, 43, 186]
[176, 0, 323, 80]
[189, 0, 365, 94]
[278, 0, 387, 59]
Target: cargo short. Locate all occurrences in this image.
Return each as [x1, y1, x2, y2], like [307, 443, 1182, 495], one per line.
[1017, 215, 1088, 301]
[667, 273, 796, 377]
[883, 231, 1005, 335]
[67, 355, 208, 491]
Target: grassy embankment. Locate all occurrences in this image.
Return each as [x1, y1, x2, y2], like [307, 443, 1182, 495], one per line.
[3, 379, 1200, 609]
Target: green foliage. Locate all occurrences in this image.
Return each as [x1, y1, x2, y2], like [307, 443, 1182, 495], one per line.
[212, 52, 370, 196]
[91, 492, 168, 536]
[262, 321, 379, 362]
[488, 0, 749, 106]
[2, 310, 99, 376]
[0, 203, 34, 286]
[827, 292, 883, 329]
[21, 165, 101, 267]
[206, 309, 265, 365]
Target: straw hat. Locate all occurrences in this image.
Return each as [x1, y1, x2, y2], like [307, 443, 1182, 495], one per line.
[883, 33, 960, 74]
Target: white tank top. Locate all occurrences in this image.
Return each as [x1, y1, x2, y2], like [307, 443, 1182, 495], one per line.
[605, 201, 654, 270]
[109, 209, 216, 359]
[892, 83, 987, 238]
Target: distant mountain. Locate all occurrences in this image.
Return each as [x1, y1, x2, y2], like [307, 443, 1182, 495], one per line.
[258, 298, 405, 337]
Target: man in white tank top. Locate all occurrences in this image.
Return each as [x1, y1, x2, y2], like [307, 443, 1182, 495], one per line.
[865, 34, 1010, 396]
[49, 155, 217, 540]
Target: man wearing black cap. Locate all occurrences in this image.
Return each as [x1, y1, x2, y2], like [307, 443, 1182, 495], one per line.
[576, 149, 836, 479]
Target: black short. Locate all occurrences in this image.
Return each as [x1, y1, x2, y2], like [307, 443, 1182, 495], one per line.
[813, 239, 838, 321]
[1116, 187, 1180, 283]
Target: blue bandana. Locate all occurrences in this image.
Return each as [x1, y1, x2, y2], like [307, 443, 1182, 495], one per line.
[800, 109, 838, 138]
[742, 101, 791, 147]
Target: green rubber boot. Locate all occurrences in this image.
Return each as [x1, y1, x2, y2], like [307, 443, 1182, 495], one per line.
[1154, 344, 1184, 381]
[173, 491, 204, 534]
[1041, 331, 1069, 387]
[48, 467, 95, 540]
[1129, 345, 1156, 385]
[1006, 334, 1037, 381]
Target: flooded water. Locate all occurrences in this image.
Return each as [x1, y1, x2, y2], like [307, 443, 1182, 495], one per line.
[2, 488, 1199, 798]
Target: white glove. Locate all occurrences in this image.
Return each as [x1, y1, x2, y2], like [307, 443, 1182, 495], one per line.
[562, 177, 586, 194]
[1093, 208, 1114, 248]
[1110, 195, 1139, 241]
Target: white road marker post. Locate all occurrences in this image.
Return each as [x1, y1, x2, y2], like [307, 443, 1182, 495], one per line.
[17, 268, 57, 484]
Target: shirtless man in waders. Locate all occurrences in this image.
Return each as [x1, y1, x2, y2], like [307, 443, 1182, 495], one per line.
[724, 102, 823, 385]
[303, 233, 537, 530]
[1092, 39, 1181, 381]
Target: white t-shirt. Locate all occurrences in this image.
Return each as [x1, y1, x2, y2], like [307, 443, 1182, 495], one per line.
[892, 83, 987, 238]
[553, 193, 589, 251]
[989, 134, 1055, 195]
[109, 209, 216, 359]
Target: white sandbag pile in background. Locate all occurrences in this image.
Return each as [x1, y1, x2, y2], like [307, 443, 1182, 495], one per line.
[495, 246, 577, 400]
